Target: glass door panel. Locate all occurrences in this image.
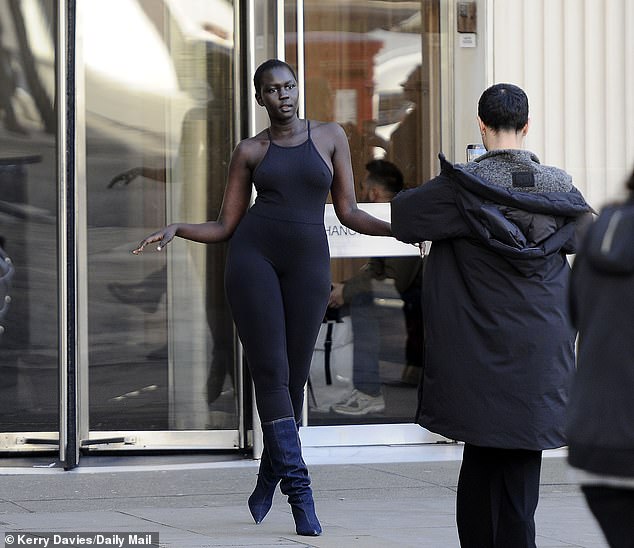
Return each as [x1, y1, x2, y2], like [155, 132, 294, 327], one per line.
[0, 0, 59, 449]
[81, 0, 240, 448]
[285, 0, 442, 429]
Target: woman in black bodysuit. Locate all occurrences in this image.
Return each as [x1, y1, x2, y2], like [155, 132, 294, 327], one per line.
[133, 59, 391, 536]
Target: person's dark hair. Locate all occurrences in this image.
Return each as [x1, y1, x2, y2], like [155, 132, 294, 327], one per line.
[365, 159, 404, 195]
[478, 83, 529, 132]
[253, 59, 297, 95]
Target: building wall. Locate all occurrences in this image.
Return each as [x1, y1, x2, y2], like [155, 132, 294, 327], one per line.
[491, 0, 634, 209]
[445, 0, 489, 164]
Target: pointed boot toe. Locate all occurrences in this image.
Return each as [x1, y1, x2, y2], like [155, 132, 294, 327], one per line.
[248, 490, 272, 524]
[248, 448, 279, 524]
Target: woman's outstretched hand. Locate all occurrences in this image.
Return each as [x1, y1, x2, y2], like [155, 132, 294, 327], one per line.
[132, 224, 178, 254]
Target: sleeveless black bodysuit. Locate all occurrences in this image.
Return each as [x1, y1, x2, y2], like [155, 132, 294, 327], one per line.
[225, 122, 333, 422]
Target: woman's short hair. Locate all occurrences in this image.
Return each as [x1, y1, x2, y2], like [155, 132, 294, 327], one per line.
[253, 59, 297, 95]
[478, 83, 529, 132]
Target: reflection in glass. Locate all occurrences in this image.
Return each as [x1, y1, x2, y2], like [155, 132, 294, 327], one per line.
[0, 0, 58, 432]
[285, 1, 441, 426]
[84, 0, 237, 431]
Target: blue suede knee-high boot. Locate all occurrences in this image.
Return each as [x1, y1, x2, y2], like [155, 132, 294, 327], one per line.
[248, 421, 301, 524]
[261, 417, 322, 536]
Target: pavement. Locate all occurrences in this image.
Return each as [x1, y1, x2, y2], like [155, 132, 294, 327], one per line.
[0, 444, 608, 548]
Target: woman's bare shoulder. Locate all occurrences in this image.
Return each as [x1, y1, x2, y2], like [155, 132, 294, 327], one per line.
[309, 121, 346, 151]
[236, 130, 269, 150]
[309, 120, 344, 135]
[234, 131, 270, 164]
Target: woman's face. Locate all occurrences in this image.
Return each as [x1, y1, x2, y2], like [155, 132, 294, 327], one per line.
[256, 66, 299, 121]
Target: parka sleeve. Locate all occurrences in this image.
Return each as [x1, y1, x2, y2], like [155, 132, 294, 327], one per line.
[390, 175, 469, 243]
[562, 211, 594, 254]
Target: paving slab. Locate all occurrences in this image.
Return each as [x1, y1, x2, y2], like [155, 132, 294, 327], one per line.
[0, 452, 608, 548]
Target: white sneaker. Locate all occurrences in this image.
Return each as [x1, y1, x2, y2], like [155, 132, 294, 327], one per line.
[331, 389, 385, 416]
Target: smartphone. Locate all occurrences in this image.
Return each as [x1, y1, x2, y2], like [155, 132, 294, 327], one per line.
[466, 144, 486, 162]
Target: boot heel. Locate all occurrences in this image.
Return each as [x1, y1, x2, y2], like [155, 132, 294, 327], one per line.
[261, 417, 323, 536]
[290, 495, 322, 536]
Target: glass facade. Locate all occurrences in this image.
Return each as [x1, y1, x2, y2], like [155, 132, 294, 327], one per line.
[285, 0, 441, 426]
[0, 0, 441, 455]
[0, 0, 58, 433]
[82, 0, 239, 433]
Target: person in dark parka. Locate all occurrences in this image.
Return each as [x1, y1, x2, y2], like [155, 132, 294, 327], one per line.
[566, 167, 634, 548]
[391, 83, 592, 548]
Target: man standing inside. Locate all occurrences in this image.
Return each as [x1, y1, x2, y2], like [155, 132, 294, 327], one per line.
[391, 84, 592, 547]
[329, 160, 423, 415]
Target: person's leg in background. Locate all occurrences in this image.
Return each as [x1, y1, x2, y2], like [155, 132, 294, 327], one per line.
[349, 291, 381, 397]
[582, 485, 634, 548]
[206, 244, 236, 407]
[108, 265, 167, 314]
[400, 283, 424, 386]
[205, 300, 236, 408]
[331, 291, 385, 415]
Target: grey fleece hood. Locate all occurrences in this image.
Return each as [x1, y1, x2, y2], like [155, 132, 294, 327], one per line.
[439, 152, 592, 275]
[458, 149, 573, 193]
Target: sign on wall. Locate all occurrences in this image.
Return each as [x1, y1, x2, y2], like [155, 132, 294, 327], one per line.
[324, 203, 421, 258]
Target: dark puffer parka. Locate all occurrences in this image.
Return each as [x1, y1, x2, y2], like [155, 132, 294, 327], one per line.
[391, 150, 592, 450]
[566, 199, 634, 476]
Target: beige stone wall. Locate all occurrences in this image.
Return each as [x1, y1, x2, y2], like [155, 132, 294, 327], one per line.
[489, 0, 634, 208]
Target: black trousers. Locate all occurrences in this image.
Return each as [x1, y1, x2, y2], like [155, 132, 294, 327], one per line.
[582, 485, 634, 548]
[456, 444, 542, 548]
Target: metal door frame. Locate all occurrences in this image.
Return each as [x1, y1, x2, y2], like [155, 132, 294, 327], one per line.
[64, 0, 247, 459]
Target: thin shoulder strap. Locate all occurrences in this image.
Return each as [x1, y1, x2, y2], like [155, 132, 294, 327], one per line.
[307, 120, 311, 138]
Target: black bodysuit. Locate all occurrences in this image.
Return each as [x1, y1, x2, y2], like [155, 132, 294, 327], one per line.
[225, 122, 333, 422]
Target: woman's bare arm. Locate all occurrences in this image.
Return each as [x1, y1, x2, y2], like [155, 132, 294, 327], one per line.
[328, 124, 392, 237]
[133, 140, 254, 253]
